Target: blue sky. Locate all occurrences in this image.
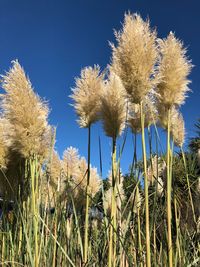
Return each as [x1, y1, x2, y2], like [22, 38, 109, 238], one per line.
[0, 0, 199, 177]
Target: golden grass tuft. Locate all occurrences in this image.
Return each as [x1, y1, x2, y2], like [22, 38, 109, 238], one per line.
[147, 155, 166, 195]
[157, 32, 192, 108]
[105, 171, 125, 213]
[171, 112, 185, 147]
[71, 65, 104, 128]
[62, 146, 80, 180]
[1, 60, 50, 160]
[110, 13, 158, 104]
[158, 105, 185, 147]
[100, 72, 127, 138]
[70, 156, 101, 202]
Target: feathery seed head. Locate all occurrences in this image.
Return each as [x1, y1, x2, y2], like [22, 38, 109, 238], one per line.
[88, 167, 101, 197]
[147, 156, 166, 196]
[71, 65, 103, 128]
[104, 188, 112, 213]
[133, 188, 142, 213]
[50, 151, 63, 191]
[158, 105, 185, 147]
[100, 72, 127, 139]
[41, 151, 65, 207]
[108, 171, 125, 200]
[171, 112, 185, 147]
[157, 32, 192, 108]
[127, 103, 141, 133]
[62, 146, 80, 180]
[105, 170, 125, 212]
[72, 156, 101, 201]
[147, 155, 166, 193]
[0, 60, 50, 159]
[111, 13, 158, 103]
[158, 104, 177, 129]
[156, 176, 164, 196]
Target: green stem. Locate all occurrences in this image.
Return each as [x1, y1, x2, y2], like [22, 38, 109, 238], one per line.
[108, 137, 117, 267]
[167, 108, 173, 267]
[140, 101, 151, 267]
[136, 186, 142, 266]
[113, 138, 117, 267]
[84, 124, 91, 264]
[174, 197, 181, 266]
[30, 155, 39, 267]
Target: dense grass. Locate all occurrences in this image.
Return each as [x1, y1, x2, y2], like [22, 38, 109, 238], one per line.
[0, 12, 199, 267]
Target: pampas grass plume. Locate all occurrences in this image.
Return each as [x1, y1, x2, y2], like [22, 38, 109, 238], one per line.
[71, 156, 101, 200]
[71, 65, 103, 128]
[62, 146, 80, 180]
[111, 13, 158, 103]
[157, 32, 192, 108]
[100, 72, 127, 139]
[1, 60, 49, 159]
[171, 112, 185, 147]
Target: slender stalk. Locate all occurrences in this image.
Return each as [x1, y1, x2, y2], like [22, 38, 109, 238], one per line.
[2, 233, 5, 266]
[30, 156, 39, 267]
[167, 108, 173, 267]
[108, 137, 117, 267]
[174, 197, 181, 266]
[52, 212, 58, 267]
[136, 186, 142, 266]
[84, 124, 91, 264]
[108, 194, 114, 267]
[140, 101, 151, 267]
[113, 138, 117, 267]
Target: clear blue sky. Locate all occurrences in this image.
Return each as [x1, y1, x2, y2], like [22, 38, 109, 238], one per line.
[0, 0, 199, 177]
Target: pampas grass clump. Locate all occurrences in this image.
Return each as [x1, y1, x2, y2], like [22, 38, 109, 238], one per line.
[0, 60, 49, 160]
[111, 13, 158, 104]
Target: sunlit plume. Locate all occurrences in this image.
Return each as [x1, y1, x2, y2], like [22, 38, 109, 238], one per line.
[157, 32, 192, 109]
[0, 60, 50, 160]
[110, 13, 158, 104]
[71, 65, 104, 128]
[100, 72, 127, 139]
